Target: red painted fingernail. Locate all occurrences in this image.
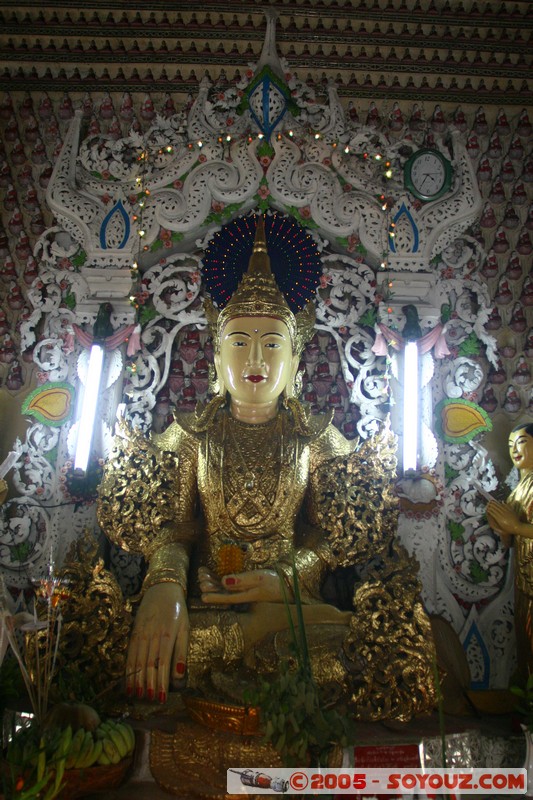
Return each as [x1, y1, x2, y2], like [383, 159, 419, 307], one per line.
[224, 576, 237, 586]
[147, 688, 155, 701]
[175, 662, 186, 675]
[158, 690, 167, 704]
[136, 686, 144, 699]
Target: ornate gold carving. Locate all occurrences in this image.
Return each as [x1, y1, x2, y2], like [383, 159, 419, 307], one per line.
[310, 423, 400, 567]
[310, 424, 436, 720]
[183, 696, 261, 736]
[53, 532, 133, 697]
[97, 419, 198, 559]
[151, 721, 281, 800]
[223, 414, 283, 526]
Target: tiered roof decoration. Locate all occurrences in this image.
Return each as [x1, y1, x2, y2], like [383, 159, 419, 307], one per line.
[0, 1, 531, 104]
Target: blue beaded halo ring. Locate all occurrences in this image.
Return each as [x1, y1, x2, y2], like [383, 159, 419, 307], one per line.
[201, 212, 322, 312]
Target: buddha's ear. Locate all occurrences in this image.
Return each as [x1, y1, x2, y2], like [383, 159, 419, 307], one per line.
[211, 354, 226, 397]
[290, 353, 299, 381]
[284, 353, 302, 399]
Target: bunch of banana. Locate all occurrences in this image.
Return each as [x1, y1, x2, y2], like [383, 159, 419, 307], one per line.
[61, 719, 135, 770]
[64, 727, 103, 770]
[94, 719, 136, 766]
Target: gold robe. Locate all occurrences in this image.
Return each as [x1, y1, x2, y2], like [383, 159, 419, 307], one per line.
[98, 403, 436, 721]
[508, 472, 533, 679]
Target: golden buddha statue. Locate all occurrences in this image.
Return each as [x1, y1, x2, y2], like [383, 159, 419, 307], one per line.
[487, 423, 533, 681]
[97, 216, 435, 722]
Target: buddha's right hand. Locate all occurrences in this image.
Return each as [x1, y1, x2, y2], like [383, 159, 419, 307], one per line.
[126, 583, 189, 703]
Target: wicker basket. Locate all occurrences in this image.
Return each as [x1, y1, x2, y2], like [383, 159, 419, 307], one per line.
[58, 757, 132, 799]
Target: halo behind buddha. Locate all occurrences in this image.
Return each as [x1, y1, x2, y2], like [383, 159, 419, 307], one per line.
[205, 215, 316, 355]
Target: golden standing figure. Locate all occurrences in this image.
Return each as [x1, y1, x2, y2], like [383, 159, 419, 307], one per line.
[487, 423, 533, 681]
[97, 216, 436, 722]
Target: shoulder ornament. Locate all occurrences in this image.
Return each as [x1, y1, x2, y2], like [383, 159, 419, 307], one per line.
[97, 419, 196, 557]
[312, 424, 399, 567]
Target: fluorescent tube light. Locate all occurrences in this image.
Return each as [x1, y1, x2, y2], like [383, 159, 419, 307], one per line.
[403, 341, 419, 473]
[74, 343, 104, 472]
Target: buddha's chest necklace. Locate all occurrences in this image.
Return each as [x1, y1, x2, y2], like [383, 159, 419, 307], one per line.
[221, 414, 284, 530]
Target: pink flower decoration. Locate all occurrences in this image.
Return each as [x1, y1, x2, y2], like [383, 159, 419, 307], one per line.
[211, 200, 225, 213]
[226, 117, 234, 127]
[343, 183, 353, 193]
[300, 206, 311, 218]
[260, 156, 271, 167]
[173, 179, 183, 190]
[198, 154, 207, 163]
[258, 185, 270, 199]
[190, 271, 200, 284]
[322, 157, 332, 167]
[347, 234, 360, 253]
[101, 170, 110, 180]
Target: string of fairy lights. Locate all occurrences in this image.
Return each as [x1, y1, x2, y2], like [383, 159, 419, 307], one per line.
[109, 122, 401, 427]
[126, 127, 397, 320]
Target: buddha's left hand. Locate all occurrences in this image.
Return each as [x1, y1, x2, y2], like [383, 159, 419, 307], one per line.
[199, 567, 283, 604]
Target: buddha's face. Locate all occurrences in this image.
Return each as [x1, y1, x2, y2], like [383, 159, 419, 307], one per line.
[509, 428, 533, 473]
[216, 315, 296, 406]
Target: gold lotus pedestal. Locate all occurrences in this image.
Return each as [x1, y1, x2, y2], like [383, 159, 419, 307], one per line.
[149, 697, 283, 800]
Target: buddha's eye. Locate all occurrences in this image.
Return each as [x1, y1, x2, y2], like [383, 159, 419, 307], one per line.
[232, 341, 247, 347]
[265, 342, 280, 349]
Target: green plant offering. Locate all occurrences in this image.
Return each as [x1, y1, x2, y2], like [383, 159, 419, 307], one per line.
[4, 722, 72, 800]
[249, 661, 353, 767]
[510, 672, 533, 729]
[245, 556, 355, 767]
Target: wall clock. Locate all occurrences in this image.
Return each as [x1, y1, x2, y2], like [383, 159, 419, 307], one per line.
[404, 148, 453, 202]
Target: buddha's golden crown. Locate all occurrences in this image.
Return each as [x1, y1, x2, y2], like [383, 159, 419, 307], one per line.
[205, 215, 315, 354]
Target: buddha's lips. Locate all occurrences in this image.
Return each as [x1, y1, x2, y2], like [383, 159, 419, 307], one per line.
[245, 375, 266, 383]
